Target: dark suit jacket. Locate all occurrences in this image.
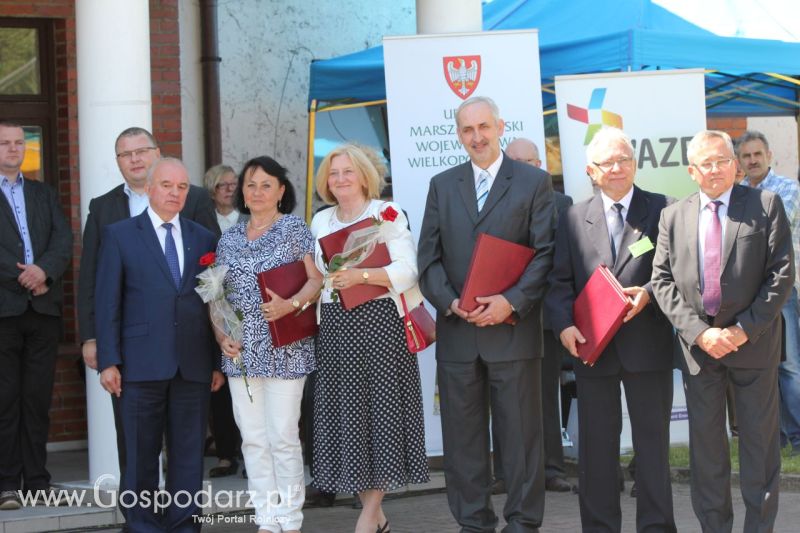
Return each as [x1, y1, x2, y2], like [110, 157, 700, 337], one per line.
[0, 177, 72, 318]
[78, 183, 219, 341]
[651, 184, 794, 375]
[546, 186, 674, 377]
[542, 191, 572, 332]
[95, 211, 218, 383]
[417, 155, 555, 363]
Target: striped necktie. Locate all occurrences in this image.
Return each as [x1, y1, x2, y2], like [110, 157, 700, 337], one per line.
[476, 170, 490, 212]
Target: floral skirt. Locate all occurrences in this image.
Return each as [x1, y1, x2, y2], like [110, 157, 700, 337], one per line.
[312, 298, 430, 493]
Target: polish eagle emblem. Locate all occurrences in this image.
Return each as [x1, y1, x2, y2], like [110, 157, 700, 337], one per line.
[443, 55, 481, 100]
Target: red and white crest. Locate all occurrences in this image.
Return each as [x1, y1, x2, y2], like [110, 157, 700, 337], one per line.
[443, 55, 481, 100]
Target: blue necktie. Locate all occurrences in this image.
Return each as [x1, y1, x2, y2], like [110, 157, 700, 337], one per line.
[162, 222, 181, 288]
[476, 170, 490, 212]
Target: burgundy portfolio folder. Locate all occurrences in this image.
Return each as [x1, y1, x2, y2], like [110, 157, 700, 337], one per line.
[257, 261, 318, 348]
[573, 264, 632, 366]
[319, 218, 390, 310]
[459, 233, 536, 322]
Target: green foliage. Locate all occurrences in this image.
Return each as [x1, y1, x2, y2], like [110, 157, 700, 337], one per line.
[662, 442, 800, 474]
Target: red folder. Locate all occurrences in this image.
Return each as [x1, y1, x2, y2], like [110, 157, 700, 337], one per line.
[257, 261, 318, 348]
[573, 264, 633, 366]
[459, 233, 536, 322]
[319, 218, 390, 310]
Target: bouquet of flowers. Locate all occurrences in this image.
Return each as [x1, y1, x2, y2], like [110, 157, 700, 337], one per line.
[319, 205, 403, 304]
[195, 252, 253, 402]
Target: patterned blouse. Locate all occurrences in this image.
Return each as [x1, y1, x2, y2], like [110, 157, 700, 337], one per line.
[215, 215, 315, 379]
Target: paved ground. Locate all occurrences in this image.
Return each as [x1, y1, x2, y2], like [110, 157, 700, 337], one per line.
[159, 480, 800, 533]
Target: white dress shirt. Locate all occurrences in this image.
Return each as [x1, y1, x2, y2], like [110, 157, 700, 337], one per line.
[147, 207, 184, 276]
[471, 152, 504, 194]
[600, 186, 634, 246]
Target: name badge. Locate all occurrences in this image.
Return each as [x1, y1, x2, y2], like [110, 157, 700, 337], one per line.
[628, 236, 654, 257]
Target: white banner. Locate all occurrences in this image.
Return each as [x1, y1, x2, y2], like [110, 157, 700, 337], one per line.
[555, 69, 707, 202]
[384, 30, 546, 456]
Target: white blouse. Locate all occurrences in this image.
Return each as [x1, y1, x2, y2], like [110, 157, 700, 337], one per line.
[310, 199, 423, 316]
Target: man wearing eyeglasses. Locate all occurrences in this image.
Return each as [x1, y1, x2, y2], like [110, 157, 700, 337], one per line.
[545, 126, 676, 532]
[77, 127, 219, 496]
[737, 130, 800, 460]
[652, 130, 793, 532]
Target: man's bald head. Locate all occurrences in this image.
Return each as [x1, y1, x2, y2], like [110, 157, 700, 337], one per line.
[506, 138, 541, 167]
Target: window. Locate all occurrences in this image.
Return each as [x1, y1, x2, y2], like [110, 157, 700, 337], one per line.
[0, 18, 56, 185]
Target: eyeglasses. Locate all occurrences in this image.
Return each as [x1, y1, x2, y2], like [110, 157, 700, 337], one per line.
[693, 158, 735, 174]
[215, 182, 237, 191]
[116, 146, 157, 160]
[592, 156, 633, 172]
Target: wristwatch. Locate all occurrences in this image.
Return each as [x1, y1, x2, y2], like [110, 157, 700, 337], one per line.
[362, 270, 370, 283]
[292, 299, 301, 309]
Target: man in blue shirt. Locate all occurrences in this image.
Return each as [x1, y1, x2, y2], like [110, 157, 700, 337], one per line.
[0, 121, 72, 510]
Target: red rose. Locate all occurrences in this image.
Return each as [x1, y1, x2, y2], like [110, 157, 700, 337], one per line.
[381, 206, 399, 222]
[199, 252, 216, 266]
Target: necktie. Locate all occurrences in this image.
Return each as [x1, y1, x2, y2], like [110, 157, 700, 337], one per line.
[476, 170, 490, 212]
[609, 203, 624, 263]
[703, 201, 723, 316]
[162, 222, 181, 288]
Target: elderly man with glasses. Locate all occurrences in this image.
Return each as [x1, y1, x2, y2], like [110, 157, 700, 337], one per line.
[545, 126, 676, 532]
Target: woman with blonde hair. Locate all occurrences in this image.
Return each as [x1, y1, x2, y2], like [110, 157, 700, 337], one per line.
[310, 144, 429, 533]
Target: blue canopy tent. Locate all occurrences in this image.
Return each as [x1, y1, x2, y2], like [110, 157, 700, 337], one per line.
[308, 0, 800, 116]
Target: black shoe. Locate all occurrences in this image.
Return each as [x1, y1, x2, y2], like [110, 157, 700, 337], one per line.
[304, 485, 336, 508]
[545, 477, 573, 492]
[630, 482, 638, 498]
[209, 458, 239, 478]
[491, 478, 507, 494]
[0, 490, 21, 510]
[352, 493, 363, 509]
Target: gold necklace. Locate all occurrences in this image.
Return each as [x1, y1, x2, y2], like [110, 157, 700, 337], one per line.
[336, 200, 370, 223]
[249, 211, 279, 231]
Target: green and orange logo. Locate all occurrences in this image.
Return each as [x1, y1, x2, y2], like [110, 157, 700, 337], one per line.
[567, 88, 623, 144]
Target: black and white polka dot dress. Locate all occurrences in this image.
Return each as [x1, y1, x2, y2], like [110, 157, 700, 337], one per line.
[312, 297, 430, 493]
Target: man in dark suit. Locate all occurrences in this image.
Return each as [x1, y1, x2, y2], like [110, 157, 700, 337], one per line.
[78, 127, 219, 484]
[418, 97, 555, 532]
[652, 130, 793, 533]
[493, 138, 573, 494]
[0, 121, 72, 511]
[545, 127, 675, 532]
[96, 157, 221, 531]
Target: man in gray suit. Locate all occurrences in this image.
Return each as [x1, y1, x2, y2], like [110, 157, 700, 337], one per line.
[418, 97, 555, 532]
[652, 130, 794, 532]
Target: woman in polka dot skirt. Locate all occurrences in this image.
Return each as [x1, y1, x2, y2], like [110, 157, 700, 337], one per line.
[310, 144, 429, 533]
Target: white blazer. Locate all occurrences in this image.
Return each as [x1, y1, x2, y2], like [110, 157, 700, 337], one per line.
[310, 199, 424, 318]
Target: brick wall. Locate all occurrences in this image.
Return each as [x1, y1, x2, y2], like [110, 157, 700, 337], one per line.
[707, 116, 749, 141]
[3, 0, 183, 443]
[150, 0, 183, 158]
